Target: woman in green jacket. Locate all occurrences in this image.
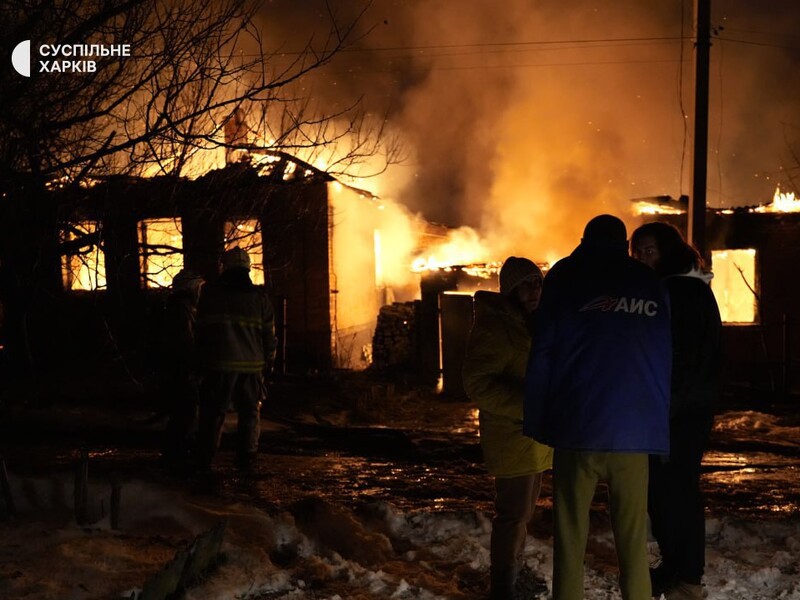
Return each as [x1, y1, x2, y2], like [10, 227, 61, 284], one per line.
[463, 256, 554, 599]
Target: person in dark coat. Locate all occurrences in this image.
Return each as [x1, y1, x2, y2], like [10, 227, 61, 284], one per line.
[524, 215, 671, 600]
[195, 247, 276, 472]
[463, 256, 553, 599]
[160, 269, 204, 468]
[631, 222, 722, 600]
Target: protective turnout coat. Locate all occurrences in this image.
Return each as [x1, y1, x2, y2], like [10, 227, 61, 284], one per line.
[463, 291, 553, 477]
[523, 244, 672, 454]
[196, 271, 277, 374]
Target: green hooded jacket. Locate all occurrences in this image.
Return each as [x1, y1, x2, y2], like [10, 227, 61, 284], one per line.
[463, 290, 553, 477]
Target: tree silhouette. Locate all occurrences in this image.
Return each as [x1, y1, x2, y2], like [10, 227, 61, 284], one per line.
[0, 0, 398, 378]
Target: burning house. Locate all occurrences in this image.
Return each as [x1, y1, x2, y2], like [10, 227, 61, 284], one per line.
[7, 155, 429, 381]
[636, 188, 800, 397]
[406, 187, 800, 402]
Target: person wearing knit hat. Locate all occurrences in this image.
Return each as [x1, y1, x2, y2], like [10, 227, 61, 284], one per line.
[464, 255, 552, 599]
[500, 257, 544, 314]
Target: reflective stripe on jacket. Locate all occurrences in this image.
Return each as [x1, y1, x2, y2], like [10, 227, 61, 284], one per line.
[196, 271, 276, 373]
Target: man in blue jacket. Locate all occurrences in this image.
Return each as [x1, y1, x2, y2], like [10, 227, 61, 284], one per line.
[524, 214, 671, 600]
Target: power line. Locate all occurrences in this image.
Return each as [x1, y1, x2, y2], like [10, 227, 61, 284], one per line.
[256, 36, 688, 59]
[721, 27, 800, 40]
[349, 57, 686, 75]
[337, 36, 687, 53]
[716, 36, 800, 51]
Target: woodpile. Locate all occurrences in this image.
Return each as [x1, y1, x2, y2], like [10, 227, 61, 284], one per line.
[371, 301, 419, 371]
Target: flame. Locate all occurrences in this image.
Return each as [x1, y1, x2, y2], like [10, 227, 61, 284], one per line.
[411, 227, 491, 273]
[461, 262, 503, 279]
[634, 201, 685, 216]
[753, 185, 800, 213]
[544, 252, 561, 269]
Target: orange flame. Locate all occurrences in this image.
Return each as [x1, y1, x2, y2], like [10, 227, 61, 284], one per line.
[753, 185, 800, 213]
[411, 227, 492, 273]
[633, 201, 685, 216]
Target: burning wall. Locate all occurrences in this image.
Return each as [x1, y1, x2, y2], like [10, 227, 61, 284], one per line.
[48, 162, 456, 376]
[655, 204, 800, 395]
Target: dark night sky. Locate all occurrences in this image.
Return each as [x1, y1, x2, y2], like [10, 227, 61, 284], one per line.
[256, 0, 800, 252]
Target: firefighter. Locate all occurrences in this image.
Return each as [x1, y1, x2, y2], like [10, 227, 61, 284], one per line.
[463, 256, 553, 599]
[195, 247, 276, 472]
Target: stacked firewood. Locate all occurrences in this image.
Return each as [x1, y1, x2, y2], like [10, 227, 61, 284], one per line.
[371, 301, 418, 370]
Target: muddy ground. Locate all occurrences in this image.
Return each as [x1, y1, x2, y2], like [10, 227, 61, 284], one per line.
[2, 371, 798, 523]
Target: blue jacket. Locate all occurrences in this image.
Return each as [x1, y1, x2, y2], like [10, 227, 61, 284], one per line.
[523, 243, 671, 454]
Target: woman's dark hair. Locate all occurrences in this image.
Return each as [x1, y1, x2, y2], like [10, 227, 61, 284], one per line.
[630, 221, 703, 276]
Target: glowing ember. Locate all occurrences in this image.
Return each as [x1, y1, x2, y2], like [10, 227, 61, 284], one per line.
[753, 185, 800, 213]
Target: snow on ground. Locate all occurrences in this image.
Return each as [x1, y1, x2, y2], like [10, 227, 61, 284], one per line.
[1, 471, 799, 600]
[1, 403, 799, 599]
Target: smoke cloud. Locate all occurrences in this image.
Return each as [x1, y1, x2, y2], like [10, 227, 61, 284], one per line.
[260, 0, 800, 262]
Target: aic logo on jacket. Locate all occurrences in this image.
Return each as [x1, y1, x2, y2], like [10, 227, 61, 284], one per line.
[579, 296, 659, 316]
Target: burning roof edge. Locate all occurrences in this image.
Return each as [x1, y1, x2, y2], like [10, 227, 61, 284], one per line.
[45, 149, 379, 203]
[631, 194, 800, 216]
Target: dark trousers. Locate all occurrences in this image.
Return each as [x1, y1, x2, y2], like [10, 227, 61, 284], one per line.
[197, 371, 264, 468]
[491, 473, 543, 570]
[162, 371, 198, 461]
[648, 411, 713, 585]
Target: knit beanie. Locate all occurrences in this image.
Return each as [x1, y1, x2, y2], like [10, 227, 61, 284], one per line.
[221, 246, 251, 272]
[499, 256, 543, 296]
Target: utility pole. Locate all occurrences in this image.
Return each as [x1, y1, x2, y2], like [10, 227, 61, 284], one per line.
[690, 0, 711, 258]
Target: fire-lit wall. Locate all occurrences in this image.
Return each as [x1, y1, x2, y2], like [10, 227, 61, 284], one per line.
[262, 180, 333, 372]
[709, 211, 800, 396]
[664, 211, 800, 397]
[328, 182, 382, 370]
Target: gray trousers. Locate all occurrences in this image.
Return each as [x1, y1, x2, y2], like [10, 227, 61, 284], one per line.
[198, 371, 263, 467]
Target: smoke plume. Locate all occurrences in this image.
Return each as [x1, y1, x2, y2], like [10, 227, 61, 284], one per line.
[260, 0, 800, 262]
